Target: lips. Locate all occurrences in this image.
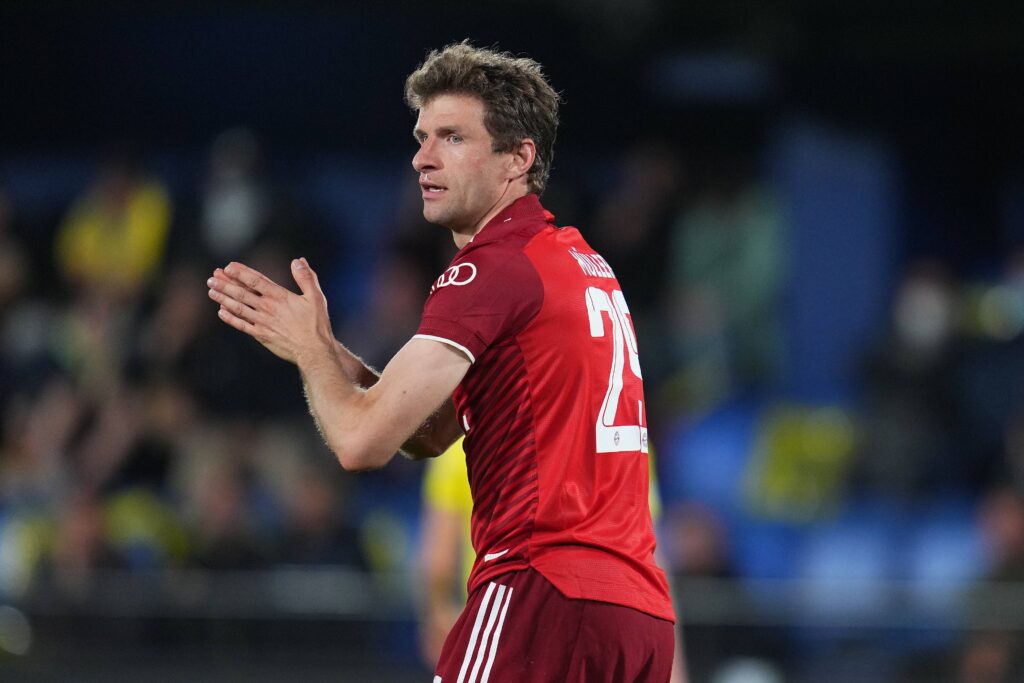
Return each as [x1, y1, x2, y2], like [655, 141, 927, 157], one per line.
[420, 182, 447, 201]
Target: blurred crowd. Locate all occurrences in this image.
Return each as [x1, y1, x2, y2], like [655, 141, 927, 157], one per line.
[2, 128, 1024, 681]
[0, 132, 368, 605]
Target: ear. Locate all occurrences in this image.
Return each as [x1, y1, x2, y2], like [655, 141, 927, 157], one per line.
[507, 138, 536, 182]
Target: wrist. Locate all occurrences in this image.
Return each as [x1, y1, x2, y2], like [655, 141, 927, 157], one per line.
[295, 337, 339, 374]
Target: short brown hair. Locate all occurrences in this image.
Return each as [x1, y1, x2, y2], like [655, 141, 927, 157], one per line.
[405, 42, 561, 195]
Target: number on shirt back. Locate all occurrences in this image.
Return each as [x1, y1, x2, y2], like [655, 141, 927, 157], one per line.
[585, 287, 648, 454]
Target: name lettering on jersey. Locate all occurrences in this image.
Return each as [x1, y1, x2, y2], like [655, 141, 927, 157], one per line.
[568, 247, 615, 279]
[431, 262, 477, 293]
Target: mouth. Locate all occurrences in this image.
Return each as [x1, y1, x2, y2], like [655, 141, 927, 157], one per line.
[420, 180, 447, 198]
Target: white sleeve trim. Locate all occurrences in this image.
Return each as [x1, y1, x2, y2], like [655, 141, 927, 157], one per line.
[413, 334, 476, 364]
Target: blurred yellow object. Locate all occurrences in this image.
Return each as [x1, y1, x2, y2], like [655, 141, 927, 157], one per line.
[0, 515, 49, 599]
[744, 403, 855, 521]
[422, 437, 474, 585]
[55, 179, 171, 295]
[104, 488, 190, 565]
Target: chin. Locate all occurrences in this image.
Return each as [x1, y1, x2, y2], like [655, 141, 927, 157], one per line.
[421, 208, 440, 226]
[422, 206, 451, 228]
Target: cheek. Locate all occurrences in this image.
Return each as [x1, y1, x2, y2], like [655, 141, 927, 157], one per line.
[455, 148, 498, 175]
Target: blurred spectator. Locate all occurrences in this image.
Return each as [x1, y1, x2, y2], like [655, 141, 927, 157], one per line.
[664, 502, 732, 579]
[53, 285, 139, 402]
[978, 486, 1024, 582]
[341, 250, 432, 371]
[663, 167, 786, 410]
[41, 490, 125, 599]
[276, 465, 365, 568]
[93, 377, 196, 500]
[855, 261, 963, 496]
[665, 502, 784, 681]
[952, 251, 1024, 488]
[134, 263, 211, 380]
[198, 128, 271, 263]
[588, 139, 683, 316]
[129, 261, 258, 416]
[68, 384, 142, 494]
[957, 632, 1018, 683]
[0, 190, 30, 316]
[137, 253, 303, 420]
[949, 488, 1024, 682]
[186, 456, 269, 570]
[0, 374, 80, 510]
[54, 152, 172, 301]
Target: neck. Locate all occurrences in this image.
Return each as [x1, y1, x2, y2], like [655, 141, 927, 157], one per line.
[451, 184, 530, 249]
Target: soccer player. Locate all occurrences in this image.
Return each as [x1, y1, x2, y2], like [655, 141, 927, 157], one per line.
[418, 437, 474, 667]
[207, 42, 676, 682]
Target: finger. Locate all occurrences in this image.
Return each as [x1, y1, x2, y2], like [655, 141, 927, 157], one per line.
[212, 268, 240, 287]
[290, 257, 322, 297]
[208, 285, 262, 323]
[216, 304, 257, 337]
[223, 261, 277, 296]
[208, 275, 261, 310]
[212, 268, 262, 304]
[301, 257, 322, 290]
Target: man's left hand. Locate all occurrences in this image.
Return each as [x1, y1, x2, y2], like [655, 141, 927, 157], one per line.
[207, 257, 335, 366]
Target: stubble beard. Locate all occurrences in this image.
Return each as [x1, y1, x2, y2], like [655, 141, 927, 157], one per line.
[422, 195, 462, 232]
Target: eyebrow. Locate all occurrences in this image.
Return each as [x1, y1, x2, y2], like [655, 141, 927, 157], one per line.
[412, 125, 462, 141]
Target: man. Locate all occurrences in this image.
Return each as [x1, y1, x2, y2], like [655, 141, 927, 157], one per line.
[208, 42, 676, 682]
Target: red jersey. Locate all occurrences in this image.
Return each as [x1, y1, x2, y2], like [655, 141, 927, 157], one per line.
[415, 194, 674, 622]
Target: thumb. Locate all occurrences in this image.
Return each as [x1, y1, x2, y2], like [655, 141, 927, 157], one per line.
[291, 257, 321, 296]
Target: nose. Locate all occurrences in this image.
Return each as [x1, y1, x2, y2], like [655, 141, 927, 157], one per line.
[412, 138, 439, 174]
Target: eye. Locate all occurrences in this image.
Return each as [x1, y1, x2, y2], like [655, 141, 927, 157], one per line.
[447, 134, 463, 144]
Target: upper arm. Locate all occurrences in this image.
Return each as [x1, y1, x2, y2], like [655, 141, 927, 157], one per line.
[417, 247, 544, 363]
[352, 337, 470, 466]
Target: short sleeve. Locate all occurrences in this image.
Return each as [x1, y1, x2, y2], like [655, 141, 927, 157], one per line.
[415, 246, 543, 362]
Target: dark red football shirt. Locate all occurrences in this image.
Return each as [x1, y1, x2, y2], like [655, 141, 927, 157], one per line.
[415, 194, 674, 622]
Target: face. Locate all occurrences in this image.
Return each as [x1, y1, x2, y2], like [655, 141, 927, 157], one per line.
[412, 93, 517, 241]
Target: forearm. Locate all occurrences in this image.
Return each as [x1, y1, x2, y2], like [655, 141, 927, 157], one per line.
[301, 340, 462, 469]
[298, 345, 387, 471]
[333, 340, 381, 389]
[327, 340, 460, 460]
[401, 399, 459, 460]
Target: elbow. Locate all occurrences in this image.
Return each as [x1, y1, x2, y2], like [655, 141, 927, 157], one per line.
[336, 455, 380, 473]
[333, 437, 392, 473]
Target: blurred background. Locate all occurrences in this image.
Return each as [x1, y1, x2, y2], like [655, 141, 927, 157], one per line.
[1, 3, 1023, 682]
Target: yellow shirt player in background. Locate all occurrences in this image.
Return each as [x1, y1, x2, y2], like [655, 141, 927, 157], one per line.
[418, 437, 473, 665]
[417, 438, 689, 681]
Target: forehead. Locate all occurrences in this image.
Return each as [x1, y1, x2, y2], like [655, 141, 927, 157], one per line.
[415, 93, 487, 130]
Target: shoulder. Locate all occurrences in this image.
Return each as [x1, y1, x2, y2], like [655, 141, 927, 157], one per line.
[429, 238, 540, 298]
